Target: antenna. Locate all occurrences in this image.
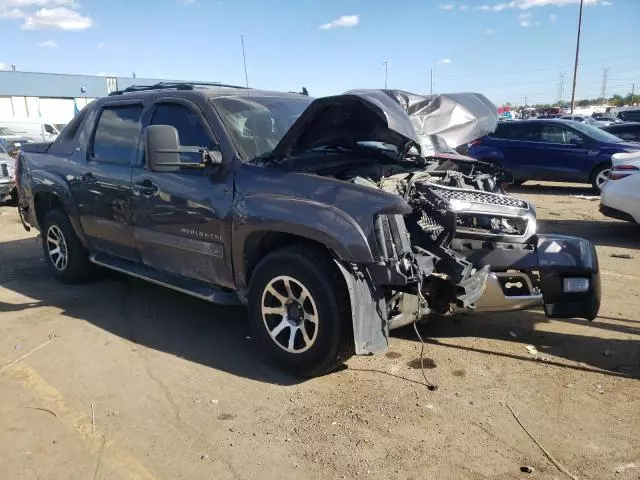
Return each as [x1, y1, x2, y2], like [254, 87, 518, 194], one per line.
[241, 34, 249, 88]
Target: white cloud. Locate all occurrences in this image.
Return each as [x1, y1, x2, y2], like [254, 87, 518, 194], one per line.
[36, 39, 57, 47]
[0, 7, 24, 17]
[0, 62, 15, 70]
[438, 58, 452, 64]
[319, 14, 359, 30]
[549, 12, 558, 21]
[21, 6, 92, 30]
[439, 4, 455, 9]
[483, 28, 495, 34]
[518, 11, 541, 26]
[459, 4, 469, 9]
[475, 0, 604, 11]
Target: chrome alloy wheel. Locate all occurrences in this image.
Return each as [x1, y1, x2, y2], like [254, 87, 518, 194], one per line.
[596, 168, 611, 190]
[46, 224, 68, 271]
[261, 275, 319, 353]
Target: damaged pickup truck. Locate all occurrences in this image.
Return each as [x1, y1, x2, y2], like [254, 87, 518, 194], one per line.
[15, 83, 600, 377]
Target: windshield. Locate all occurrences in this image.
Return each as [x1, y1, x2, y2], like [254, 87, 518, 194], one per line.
[568, 121, 625, 143]
[0, 141, 6, 154]
[211, 95, 313, 160]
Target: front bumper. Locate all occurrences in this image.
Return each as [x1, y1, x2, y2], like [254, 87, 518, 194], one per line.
[460, 234, 601, 321]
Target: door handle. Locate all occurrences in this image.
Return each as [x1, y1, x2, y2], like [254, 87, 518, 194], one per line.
[82, 172, 97, 183]
[135, 179, 159, 195]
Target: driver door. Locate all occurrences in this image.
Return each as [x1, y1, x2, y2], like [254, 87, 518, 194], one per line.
[131, 99, 235, 289]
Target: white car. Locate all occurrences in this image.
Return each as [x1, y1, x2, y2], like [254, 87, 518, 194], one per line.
[600, 151, 640, 223]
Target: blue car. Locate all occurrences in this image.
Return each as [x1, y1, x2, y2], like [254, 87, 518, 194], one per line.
[468, 119, 640, 190]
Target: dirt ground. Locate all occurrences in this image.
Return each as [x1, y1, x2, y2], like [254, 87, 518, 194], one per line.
[1, 182, 639, 480]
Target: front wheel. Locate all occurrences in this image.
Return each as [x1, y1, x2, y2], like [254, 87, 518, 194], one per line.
[248, 245, 354, 377]
[591, 164, 611, 192]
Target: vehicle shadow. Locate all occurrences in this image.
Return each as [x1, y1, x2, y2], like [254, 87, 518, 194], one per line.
[537, 218, 640, 249]
[2, 237, 638, 383]
[0, 237, 300, 386]
[393, 310, 640, 380]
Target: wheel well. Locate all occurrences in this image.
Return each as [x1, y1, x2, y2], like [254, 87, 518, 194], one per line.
[244, 231, 335, 283]
[34, 192, 63, 227]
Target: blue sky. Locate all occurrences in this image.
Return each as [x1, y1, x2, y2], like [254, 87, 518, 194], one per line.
[0, 0, 638, 105]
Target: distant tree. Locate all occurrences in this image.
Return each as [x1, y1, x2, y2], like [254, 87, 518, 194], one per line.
[577, 99, 590, 107]
[609, 94, 624, 106]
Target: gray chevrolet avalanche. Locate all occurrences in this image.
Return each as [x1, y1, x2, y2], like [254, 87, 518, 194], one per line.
[16, 83, 600, 377]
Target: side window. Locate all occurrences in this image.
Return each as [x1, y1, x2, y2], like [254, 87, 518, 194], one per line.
[491, 124, 510, 139]
[92, 105, 143, 164]
[44, 124, 55, 134]
[540, 125, 566, 143]
[564, 129, 582, 144]
[150, 103, 214, 164]
[512, 124, 540, 141]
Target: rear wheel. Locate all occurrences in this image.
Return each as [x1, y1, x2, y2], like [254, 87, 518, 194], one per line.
[41, 209, 92, 283]
[248, 245, 354, 377]
[591, 164, 611, 192]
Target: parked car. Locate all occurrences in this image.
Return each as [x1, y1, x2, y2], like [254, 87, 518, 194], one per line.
[561, 115, 612, 127]
[0, 141, 17, 205]
[609, 108, 640, 123]
[601, 122, 640, 143]
[0, 135, 34, 157]
[15, 84, 601, 376]
[600, 151, 640, 223]
[0, 121, 60, 142]
[468, 119, 640, 190]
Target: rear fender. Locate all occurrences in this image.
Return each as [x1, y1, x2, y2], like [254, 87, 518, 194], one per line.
[31, 172, 89, 248]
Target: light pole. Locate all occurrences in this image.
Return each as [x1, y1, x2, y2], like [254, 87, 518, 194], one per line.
[382, 61, 389, 89]
[569, 0, 584, 114]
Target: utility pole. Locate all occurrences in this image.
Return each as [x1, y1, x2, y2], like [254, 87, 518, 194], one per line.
[241, 34, 249, 88]
[383, 61, 389, 89]
[600, 67, 609, 105]
[524, 96, 527, 107]
[558, 71, 566, 104]
[570, 0, 584, 114]
[430, 68, 433, 95]
[632, 83, 635, 104]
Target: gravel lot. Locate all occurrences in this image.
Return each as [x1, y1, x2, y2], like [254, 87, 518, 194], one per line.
[1, 182, 639, 480]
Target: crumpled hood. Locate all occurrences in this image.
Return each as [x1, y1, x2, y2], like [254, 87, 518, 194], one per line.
[269, 89, 497, 160]
[371, 90, 498, 154]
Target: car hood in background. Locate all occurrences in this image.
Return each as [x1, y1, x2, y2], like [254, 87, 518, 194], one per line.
[269, 89, 498, 160]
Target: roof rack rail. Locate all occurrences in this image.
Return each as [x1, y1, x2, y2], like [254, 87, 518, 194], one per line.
[108, 81, 247, 96]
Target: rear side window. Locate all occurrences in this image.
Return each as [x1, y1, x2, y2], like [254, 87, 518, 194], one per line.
[492, 123, 539, 141]
[92, 105, 143, 164]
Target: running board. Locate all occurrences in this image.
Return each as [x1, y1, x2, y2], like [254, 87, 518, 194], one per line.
[89, 253, 241, 306]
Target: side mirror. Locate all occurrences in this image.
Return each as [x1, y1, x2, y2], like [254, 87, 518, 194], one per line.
[145, 124, 222, 173]
[145, 124, 181, 173]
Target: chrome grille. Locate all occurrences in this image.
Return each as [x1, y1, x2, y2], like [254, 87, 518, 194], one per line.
[429, 186, 528, 209]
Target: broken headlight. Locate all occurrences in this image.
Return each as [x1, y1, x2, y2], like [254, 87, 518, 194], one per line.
[456, 214, 529, 237]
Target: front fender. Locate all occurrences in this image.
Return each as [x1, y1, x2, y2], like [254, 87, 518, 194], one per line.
[232, 193, 375, 290]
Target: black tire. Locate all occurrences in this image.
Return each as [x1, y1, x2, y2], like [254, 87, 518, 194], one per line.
[591, 163, 611, 192]
[248, 245, 354, 377]
[41, 209, 92, 284]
